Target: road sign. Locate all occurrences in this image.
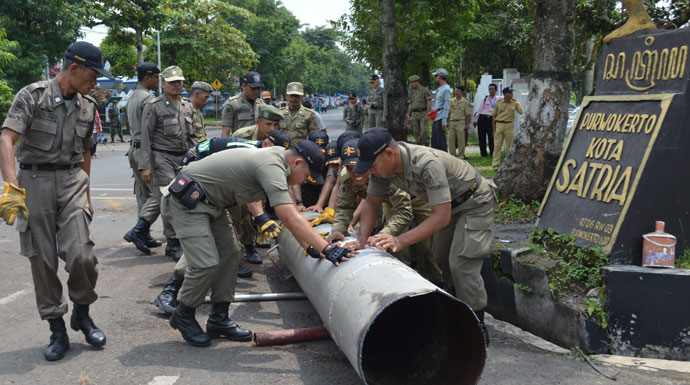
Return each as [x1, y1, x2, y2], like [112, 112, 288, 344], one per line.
[212, 79, 223, 90]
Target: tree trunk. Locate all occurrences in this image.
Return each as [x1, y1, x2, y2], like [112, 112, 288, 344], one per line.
[380, 0, 406, 141]
[136, 28, 144, 64]
[494, 0, 574, 202]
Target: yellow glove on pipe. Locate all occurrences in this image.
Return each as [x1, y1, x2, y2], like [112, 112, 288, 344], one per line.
[310, 207, 335, 227]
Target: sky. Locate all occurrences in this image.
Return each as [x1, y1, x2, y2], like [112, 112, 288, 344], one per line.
[81, 0, 351, 47]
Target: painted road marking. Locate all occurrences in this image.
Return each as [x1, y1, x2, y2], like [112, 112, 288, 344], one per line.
[91, 188, 133, 191]
[0, 289, 28, 305]
[148, 376, 179, 385]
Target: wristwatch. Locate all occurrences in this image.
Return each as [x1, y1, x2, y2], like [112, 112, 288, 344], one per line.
[296, 199, 303, 205]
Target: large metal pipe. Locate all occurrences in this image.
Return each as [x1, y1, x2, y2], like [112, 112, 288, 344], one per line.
[277, 216, 486, 385]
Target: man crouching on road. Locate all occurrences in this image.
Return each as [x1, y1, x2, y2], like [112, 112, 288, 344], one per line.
[162, 139, 357, 346]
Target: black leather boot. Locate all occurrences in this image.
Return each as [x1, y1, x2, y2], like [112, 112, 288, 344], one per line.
[165, 238, 183, 261]
[237, 265, 253, 279]
[124, 218, 152, 255]
[170, 302, 210, 347]
[245, 244, 262, 264]
[70, 304, 106, 347]
[44, 317, 70, 361]
[206, 302, 252, 341]
[154, 276, 183, 314]
[143, 229, 163, 248]
[475, 310, 489, 347]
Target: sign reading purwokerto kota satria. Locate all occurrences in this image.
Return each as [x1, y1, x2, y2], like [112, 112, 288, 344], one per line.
[538, 28, 690, 265]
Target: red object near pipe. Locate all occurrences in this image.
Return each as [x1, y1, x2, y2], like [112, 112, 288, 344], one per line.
[253, 326, 331, 346]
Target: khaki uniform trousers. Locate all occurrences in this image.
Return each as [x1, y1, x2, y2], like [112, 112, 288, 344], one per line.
[228, 204, 256, 247]
[368, 109, 384, 129]
[128, 146, 161, 223]
[492, 122, 514, 169]
[432, 182, 496, 311]
[18, 168, 98, 319]
[408, 111, 429, 146]
[163, 196, 241, 308]
[171, 208, 250, 280]
[448, 120, 467, 158]
[151, 150, 185, 239]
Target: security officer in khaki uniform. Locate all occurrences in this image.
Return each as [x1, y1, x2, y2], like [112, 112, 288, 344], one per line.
[108, 100, 124, 142]
[352, 128, 496, 345]
[279, 82, 318, 147]
[492, 87, 523, 170]
[329, 139, 443, 284]
[221, 71, 264, 137]
[154, 133, 288, 314]
[189, 81, 213, 141]
[0, 41, 111, 361]
[342, 92, 365, 132]
[406, 75, 431, 146]
[233, 104, 283, 141]
[367, 75, 387, 128]
[231, 104, 284, 264]
[124, 63, 165, 255]
[163, 140, 355, 346]
[448, 85, 473, 159]
[139, 65, 198, 261]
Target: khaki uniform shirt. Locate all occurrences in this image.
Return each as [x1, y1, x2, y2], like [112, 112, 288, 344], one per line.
[368, 142, 483, 207]
[449, 97, 472, 127]
[139, 94, 196, 170]
[182, 146, 293, 208]
[3, 78, 95, 165]
[342, 103, 365, 128]
[193, 108, 207, 142]
[126, 84, 154, 143]
[408, 86, 431, 111]
[221, 92, 262, 131]
[492, 98, 523, 123]
[333, 168, 413, 236]
[367, 87, 387, 115]
[232, 125, 260, 141]
[279, 105, 318, 146]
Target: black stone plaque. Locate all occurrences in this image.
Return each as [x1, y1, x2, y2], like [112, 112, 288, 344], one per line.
[539, 29, 690, 264]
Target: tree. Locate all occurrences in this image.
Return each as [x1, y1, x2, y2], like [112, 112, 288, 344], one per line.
[494, 0, 575, 202]
[100, 30, 137, 77]
[380, 0, 406, 140]
[92, 0, 167, 64]
[159, 0, 257, 85]
[0, 0, 88, 89]
[0, 27, 18, 124]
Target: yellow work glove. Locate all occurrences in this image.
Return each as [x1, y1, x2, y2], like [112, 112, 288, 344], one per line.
[0, 182, 28, 225]
[254, 214, 281, 239]
[311, 207, 335, 227]
[256, 231, 272, 246]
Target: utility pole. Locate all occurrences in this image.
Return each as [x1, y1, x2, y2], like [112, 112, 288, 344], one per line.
[157, 30, 162, 95]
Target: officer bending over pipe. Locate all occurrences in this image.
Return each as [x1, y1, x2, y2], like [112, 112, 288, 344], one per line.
[163, 139, 356, 346]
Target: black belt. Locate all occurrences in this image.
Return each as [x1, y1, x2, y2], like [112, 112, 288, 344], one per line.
[153, 148, 187, 156]
[369, 106, 380, 110]
[496, 120, 513, 124]
[131, 140, 141, 149]
[411, 107, 426, 112]
[19, 163, 80, 171]
[451, 172, 483, 209]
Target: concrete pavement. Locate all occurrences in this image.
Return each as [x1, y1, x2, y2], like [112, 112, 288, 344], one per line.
[0, 107, 686, 384]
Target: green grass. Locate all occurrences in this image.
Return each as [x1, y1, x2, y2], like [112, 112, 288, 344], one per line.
[677, 248, 690, 269]
[495, 195, 540, 224]
[466, 151, 500, 178]
[204, 117, 221, 125]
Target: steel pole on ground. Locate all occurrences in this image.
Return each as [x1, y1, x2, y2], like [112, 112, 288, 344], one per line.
[276, 214, 486, 385]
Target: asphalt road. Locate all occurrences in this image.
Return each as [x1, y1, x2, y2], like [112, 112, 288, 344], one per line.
[0, 107, 686, 385]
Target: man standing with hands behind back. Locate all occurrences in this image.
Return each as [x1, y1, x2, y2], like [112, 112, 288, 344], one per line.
[430, 68, 451, 151]
[0, 41, 113, 361]
[406, 75, 431, 146]
[139, 65, 197, 261]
